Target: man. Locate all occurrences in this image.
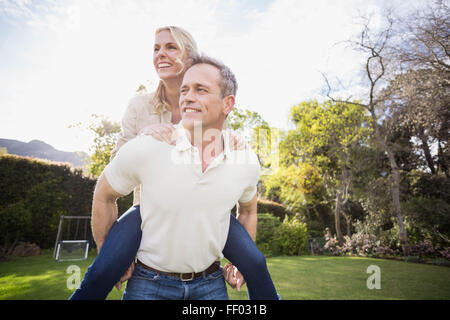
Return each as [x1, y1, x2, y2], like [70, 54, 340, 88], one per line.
[92, 55, 260, 300]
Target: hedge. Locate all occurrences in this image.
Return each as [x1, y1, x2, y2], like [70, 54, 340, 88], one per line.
[0, 155, 97, 250]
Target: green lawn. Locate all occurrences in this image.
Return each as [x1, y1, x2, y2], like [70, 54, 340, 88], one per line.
[1, 250, 449, 300]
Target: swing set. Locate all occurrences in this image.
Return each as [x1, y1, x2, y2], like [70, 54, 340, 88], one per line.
[53, 215, 92, 262]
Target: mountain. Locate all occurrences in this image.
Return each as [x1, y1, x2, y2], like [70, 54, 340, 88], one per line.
[0, 138, 88, 168]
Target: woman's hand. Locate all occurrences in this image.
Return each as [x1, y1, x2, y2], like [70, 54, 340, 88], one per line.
[139, 123, 177, 145]
[223, 263, 246, 292]
[227, 131, 247, 151]
[115, 262, 134, 291]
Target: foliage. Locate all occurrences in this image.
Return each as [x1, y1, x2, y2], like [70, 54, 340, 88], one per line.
[85, 114, 121, 177]
[24, 178, 70, 248]
[255, 213, 282, 256]
[255, 213, 309, 257]
[0, 155, 96, 250]
[263, 163, 325, 213]
[71, 114, 121, 177]
[226, 106, 280, 173]
[272, 216, 309, 256]
[324, 227, 400, 258]
[256, 199, 293, 221]
[401, 171, 450, 245]
[0, 201, 31, 258]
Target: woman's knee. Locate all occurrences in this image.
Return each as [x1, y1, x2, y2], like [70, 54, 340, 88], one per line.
[250, 249, 268, 271]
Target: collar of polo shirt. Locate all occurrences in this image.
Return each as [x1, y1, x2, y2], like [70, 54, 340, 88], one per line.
[173, 123, 231, 160]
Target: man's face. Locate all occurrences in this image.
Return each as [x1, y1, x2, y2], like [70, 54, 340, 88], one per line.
[179, 63, 233, 132]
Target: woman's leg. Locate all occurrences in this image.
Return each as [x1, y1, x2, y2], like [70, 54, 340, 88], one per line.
[222, 214, 279, 300]
[69, 205, 142, 300]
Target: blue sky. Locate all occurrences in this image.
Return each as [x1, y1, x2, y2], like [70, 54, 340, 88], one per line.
[0, 0, 427, 153]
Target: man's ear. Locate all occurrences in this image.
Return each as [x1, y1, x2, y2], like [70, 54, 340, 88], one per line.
[223, 95, 235, 116]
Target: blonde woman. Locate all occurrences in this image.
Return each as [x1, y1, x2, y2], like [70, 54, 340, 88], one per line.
[70, 26, 278, 300]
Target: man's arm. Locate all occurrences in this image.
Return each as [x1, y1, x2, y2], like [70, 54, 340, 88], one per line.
[223, 194, 258, 291]
[236, 193, 258, 241]
[91, 173, 125, 252]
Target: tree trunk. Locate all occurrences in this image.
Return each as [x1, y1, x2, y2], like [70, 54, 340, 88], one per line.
[335, 192, 344, 246]
[346, 217, 351, 237]
[388, 155, 410, 256]
[419, 131, 436, 174]
[371, 114, 410, 256]
[438, 140, 450, 178]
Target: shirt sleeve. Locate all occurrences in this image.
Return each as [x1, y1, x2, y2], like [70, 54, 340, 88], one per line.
[104, 138, 143, 196]
[238, 151, 261, 203]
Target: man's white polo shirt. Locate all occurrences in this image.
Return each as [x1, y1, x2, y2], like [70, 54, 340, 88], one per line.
[103, 124, 260, 273]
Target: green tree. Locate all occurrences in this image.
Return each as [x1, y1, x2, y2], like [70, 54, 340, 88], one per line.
[281, 100, 371, 244]
[227, 106, 280, 174]
[72, 114, 121, 177]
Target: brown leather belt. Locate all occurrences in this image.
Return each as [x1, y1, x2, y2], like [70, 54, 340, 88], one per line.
[136, 259, 221, 282]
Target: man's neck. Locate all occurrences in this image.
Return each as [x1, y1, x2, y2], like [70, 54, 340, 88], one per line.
[185, 125, 225, 172]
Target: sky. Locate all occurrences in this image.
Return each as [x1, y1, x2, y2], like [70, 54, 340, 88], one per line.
[0, 0, 427, 154]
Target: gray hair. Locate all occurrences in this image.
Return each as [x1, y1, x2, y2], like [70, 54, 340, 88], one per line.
[189, 55, 238, 97]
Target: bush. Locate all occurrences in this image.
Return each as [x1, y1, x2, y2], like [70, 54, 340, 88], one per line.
[0, 155, 96, 249]
[323, 228, 400, 257]
[256, 213, 282, 256]
[0, 201, 32, 258]
[257, 199, 294, 221]
[272, 216, 308, 256]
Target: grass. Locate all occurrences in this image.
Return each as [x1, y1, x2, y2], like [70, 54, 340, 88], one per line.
[1, 250, 449, 300]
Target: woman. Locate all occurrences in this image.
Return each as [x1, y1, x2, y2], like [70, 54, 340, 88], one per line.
[69, 26, 278, 300]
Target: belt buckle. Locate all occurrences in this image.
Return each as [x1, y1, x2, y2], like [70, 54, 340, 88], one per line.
[180, 272, 195, 282]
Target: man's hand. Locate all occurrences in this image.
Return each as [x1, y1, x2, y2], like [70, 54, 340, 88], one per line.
[139, 123, 177, 145]
[115, 262, 135, 291]
[223, 263, 246, 292]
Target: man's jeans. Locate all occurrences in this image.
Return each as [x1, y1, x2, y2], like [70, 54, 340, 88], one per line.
[122, 263, 229, 300]
[70, 205, 278, 300]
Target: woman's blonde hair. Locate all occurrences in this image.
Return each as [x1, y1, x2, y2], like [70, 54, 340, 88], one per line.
[152, 26, 199, 114]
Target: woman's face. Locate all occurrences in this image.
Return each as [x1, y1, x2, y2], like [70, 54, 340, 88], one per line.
[153, 30, 187, 81]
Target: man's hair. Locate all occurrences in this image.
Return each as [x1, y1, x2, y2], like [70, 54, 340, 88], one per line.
[189, 55, 238, 98]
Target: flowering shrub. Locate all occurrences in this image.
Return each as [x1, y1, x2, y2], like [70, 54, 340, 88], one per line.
[439, 247, 450, 260]
[323, 228, 340, 256]
[410, 237, 436, 260]
[322, 228, 400, 257]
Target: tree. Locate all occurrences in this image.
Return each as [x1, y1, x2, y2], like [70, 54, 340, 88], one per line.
[282, 100, 371, 245]
[394, 0, 449, 75]
[388, 1, 450, 177]
[71, 114, 121, 177]
[227, 106, 280, 175]
[380, 69, 449, 176]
